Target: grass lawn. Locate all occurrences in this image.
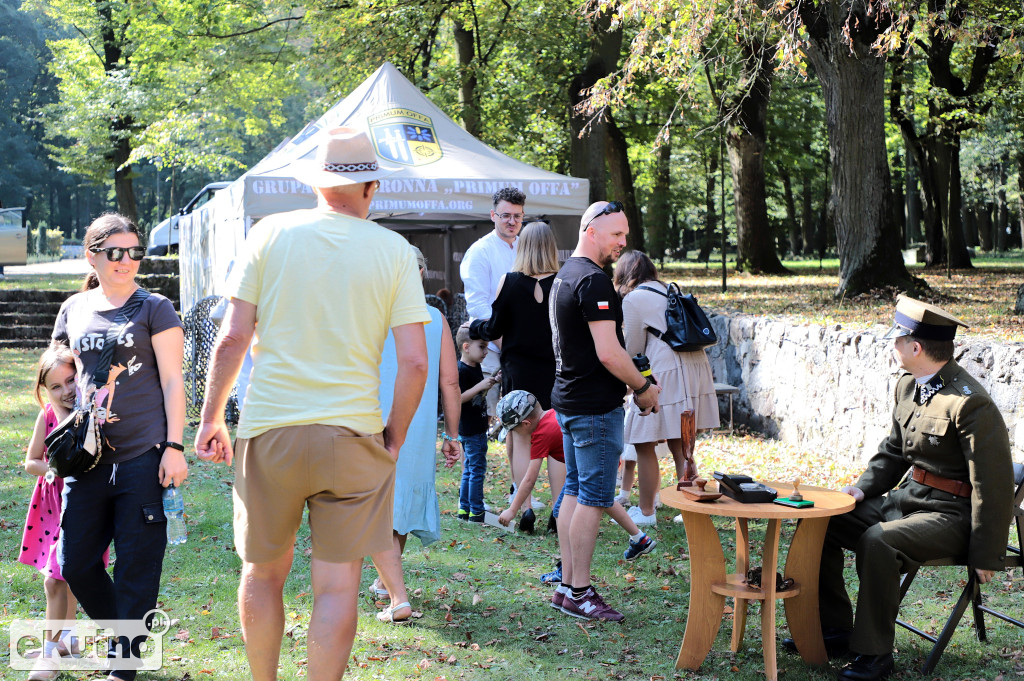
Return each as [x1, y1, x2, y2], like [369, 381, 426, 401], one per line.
[1, 343, 1021, 680]
[1, 260, 1022, 679]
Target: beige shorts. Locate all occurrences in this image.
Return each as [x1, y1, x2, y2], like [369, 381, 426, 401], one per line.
[233, 424, 396, 564]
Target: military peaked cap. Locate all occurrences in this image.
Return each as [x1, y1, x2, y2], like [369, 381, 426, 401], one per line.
[883, 295, 968, 341]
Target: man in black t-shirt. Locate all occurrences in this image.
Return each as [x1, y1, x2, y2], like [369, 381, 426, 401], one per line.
[548, 201, 662, 622]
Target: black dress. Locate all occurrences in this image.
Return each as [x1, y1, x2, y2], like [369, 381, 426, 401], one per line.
[474, 271, 556, 409]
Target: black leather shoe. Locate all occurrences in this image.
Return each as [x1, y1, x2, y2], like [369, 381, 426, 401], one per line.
[782, 628, 851, 658]
[520, 508, 536, 534]
[546, 513, 558, 535]
[837, 653, 894, 681]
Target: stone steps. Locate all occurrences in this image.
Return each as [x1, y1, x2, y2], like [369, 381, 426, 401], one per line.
[0, 258, 180, 349]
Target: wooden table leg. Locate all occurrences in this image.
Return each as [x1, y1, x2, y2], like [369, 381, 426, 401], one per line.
[731, 518, 750, 652]
[761, 519, 781, 681]
[676, 511, 726, 671]
[783, 517, 830, 666]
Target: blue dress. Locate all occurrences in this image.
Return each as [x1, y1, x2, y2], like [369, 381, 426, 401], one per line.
[378, 306, 443, 545]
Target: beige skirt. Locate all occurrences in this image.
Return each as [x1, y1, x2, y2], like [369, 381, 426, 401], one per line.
[623, 349, 719, 444]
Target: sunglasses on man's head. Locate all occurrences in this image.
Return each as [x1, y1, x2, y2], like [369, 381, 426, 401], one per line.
[90, 246, 146, 262]
[583, 200, 624, 231]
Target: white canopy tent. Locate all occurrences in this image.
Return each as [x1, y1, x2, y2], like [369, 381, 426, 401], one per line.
[180, 62, 590, 313]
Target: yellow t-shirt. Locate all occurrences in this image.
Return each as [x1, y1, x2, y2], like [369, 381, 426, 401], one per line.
[229, 208, 431, 438]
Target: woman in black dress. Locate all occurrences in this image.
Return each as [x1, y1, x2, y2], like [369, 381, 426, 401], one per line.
[471, 221, 559, 528]
[471, 220, 559, 408]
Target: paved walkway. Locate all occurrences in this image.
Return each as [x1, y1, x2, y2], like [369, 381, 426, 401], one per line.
[3, 258, 91, 276]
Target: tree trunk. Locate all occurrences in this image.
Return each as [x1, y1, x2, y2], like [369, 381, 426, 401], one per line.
[779, 165, 801, 255]
[452, 15, 480, 137]
[605, 115, 644, 252]
[800, 166, 815, 255]
[98, 0, 137, 224]
[724, 30, 786, 274]
[963, 203, 978, 248]
[699, 148, 717, 262]
[977, 203, 993, 251]
[799, 1, 918, 295]
[569, 9, 621, 203]
[996, 161, 1008, 252]
[904, 149, 923, 244]
[646, 132, 672, 259]
[946, 139, 970, 267]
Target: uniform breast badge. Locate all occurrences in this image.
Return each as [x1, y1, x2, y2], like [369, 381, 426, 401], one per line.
[928, 435, 940, 447]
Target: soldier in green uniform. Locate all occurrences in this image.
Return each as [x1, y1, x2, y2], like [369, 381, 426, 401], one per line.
[800, 296, 1014, 681]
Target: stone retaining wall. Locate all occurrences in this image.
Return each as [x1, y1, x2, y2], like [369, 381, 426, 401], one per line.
[705, 312, 1024, 467]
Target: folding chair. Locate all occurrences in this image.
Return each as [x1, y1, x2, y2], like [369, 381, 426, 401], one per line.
[895, 462, 1024, 674]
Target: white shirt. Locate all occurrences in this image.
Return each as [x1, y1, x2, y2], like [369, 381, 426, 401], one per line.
[460, 230, 516, 353]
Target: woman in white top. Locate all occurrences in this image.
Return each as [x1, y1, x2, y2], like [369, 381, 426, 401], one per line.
[614, 251, 719, 525]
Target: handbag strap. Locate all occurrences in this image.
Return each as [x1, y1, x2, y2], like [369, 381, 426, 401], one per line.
[93, 288, 151, 387]
[635, 284, 667, 339]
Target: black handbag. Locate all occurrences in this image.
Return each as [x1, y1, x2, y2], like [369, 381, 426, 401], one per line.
[44, 289, 151, 479]
[637, 283, 718, 352]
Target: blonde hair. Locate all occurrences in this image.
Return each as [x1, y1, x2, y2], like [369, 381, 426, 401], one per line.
[34, 343, 76, 409]
[512, 221, 559, 276]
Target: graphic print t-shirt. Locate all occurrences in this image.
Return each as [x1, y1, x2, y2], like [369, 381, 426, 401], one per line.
[52, 290, 182, 464]
[549, 257, 626, 415]
[457, 361, 489, 437]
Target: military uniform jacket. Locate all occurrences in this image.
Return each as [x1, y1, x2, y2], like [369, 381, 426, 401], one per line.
[855, 359, 1014, 570]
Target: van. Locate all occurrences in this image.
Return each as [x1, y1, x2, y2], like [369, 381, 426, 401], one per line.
[148, 182, 231, 255]
[0, 207, 28, 267]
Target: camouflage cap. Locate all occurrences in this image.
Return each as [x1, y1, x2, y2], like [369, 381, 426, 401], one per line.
[496, 390, 539, 440]
[882, 295, 968, 341]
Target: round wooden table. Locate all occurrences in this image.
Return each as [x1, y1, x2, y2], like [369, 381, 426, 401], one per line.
[661, 482, 855, 681]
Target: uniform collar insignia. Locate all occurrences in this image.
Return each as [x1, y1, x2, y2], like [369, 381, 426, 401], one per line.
[919, 375, 944, 404]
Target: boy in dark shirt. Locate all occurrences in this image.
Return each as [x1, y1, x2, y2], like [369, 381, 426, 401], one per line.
[456, 323, 500, 522]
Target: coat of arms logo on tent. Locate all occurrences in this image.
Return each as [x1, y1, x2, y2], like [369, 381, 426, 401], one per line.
[368, 108, 443, 166]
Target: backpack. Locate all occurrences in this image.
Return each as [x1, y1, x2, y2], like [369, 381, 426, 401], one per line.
[636, 283, 718, 352]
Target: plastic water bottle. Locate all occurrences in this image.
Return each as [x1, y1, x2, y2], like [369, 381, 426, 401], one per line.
[163, 484, 187, 545]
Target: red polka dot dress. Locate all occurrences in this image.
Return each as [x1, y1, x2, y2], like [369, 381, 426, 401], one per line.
[18, 404, 65, 579]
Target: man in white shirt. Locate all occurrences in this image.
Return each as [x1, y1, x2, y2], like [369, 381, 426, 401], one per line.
[459, 186, 526, 418]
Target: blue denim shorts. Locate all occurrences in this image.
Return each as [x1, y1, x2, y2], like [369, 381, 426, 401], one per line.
[556, 408, 624, 508]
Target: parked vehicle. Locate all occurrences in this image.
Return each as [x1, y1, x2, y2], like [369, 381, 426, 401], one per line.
[0, 207, 27, 266]
[148, 182, 230, 255]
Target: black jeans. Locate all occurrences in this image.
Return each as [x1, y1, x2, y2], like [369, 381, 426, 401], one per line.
[59, 447, 167, 680]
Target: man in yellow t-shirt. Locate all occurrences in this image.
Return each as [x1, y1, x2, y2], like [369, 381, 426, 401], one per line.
[195, 127, 431, 681]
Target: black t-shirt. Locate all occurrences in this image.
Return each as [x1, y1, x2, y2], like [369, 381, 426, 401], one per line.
[549, 257, 626, 415]
[457, 360, 489, 437]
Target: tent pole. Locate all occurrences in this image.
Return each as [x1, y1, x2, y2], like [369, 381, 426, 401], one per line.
[444, 227, 453, 292]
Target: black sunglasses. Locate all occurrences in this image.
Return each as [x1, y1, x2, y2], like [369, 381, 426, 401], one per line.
[583, 200, 624, 231]
[90, 246, 146, 262]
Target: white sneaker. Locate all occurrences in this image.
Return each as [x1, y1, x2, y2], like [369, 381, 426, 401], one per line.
[613, 490, 630, 506]
[627, 504, 657, 526]
[27, 652, 60, 681]
[531, 497, 545, 510]
[673, 513, 684, 523]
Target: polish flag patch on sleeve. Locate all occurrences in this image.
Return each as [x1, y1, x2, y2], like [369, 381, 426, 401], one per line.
[597, 301, 610, 310]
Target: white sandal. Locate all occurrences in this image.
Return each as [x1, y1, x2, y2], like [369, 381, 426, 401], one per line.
[376, 601, 412, 624]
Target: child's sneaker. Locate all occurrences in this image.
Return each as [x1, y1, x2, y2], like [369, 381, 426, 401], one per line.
[540, 561, 562, 584]
[560, 587, 624, 622]
[456, 509, 469, 521]
[623, 533, 657, 561]
[468, 512, 485, 523]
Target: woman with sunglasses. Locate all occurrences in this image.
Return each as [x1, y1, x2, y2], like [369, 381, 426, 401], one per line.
[49, 213, 186, 681]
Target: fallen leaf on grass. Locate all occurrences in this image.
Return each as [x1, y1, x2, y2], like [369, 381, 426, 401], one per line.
[469, 643, 480, 651]
[723, 605, 734, 614]
[174, 629, 190, 641]
[452, 572, 467, 581]
[472, 594, 483, 605]
[576, 622, 591, 638]
[624, 573, 636, 583]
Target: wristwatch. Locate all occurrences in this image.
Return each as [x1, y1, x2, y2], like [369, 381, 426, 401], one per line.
[633, 376, 653, 396]
[163, 441, 185, 452]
